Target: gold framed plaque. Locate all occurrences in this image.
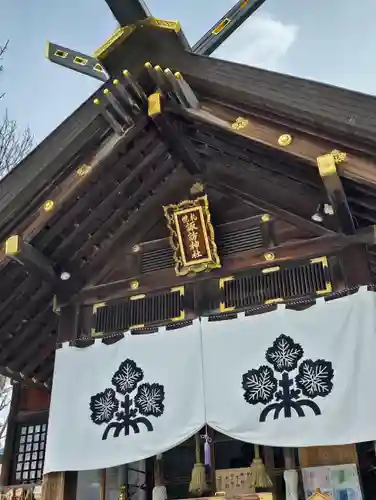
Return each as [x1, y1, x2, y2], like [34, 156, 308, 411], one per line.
[163, 195, 221, 276]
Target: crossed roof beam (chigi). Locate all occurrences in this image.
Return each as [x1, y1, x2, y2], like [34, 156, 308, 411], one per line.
[46, 0, 267, 82]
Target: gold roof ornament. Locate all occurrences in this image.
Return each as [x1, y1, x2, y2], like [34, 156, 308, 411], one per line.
[308, 489, 333, 500]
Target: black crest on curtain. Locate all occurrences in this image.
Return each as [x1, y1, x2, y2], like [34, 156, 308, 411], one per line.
[89, 359, 165, 440]
[241, 334, 334, 422]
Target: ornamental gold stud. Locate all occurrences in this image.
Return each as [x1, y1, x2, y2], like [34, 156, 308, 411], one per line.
[43, 200, 55, 212]
[76, 164, 91, 177]
[231, 116, 248, 130]
[331, 149, 347, 164]
[130, 280, 139, 290]
[264, 252, 275, 261]
[190, 182, 204, 195]
[132, 244, 141, 253]
[278, 134, 292, 147]
[261, 214, 271, 222]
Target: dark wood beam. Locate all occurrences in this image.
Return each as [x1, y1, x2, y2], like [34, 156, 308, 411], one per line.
[4, 235, 58, 285]
[148, 92, 202, 175]
[260, 214, 277, 247]
[317, 153, 355, 234]
[15, 409, 49, 424]
[180, 102, 376, 188]
[205, 174, 332, 236]
[74, 225, 376, 305]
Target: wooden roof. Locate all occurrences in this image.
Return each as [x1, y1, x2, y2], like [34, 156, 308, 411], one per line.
[1, 47, 376, 388]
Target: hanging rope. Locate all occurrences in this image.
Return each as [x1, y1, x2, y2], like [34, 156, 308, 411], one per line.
[189, 433, 209, 496]
[249, 444, 273, 489]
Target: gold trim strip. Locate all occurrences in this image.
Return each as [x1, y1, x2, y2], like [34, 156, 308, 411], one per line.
[310, 256, 328, 267]
[212, 18, 231, 35]
[262, 266, 280, 274]
[91, 330, 104, 338]
[129, 324, 145, 330]
[171, 286, 185, 295]
[264, 298, 284, 305]
[316, 282, 333, 295]
[4, 235, 20, 256]
[220, 302, 235, 313]
[171, 310, 185, 322]
[93, 302, 106, 314]
[219, 276, 234, 289]
[147, 18, 181, 33]
[93, 25, 136, 60]
[130, 294, 146, 301]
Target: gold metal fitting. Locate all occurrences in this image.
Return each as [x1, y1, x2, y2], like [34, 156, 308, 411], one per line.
[76, 164, 92, 177]
[144, 62, 152, 68]
[190, 182, 205, 195]
[93, 98, 100, 105]
[103, 88, 110, 95]
[261, 214, 271, 222]
[130, 280, 139, 290]
[113, 79, 119, 85]
[264, 252, 275, 261]
[132, 244, 141, 253]
[278, 134, 292, 147]
[331, 149, 347, 164]
[231, 116, 248, 130]
[43, 200, 55, 212]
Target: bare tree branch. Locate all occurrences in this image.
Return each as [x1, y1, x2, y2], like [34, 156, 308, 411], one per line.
[0, 40, 33, 176]
[0, 40, 9, 100]
[0, 112, 33, 177]
[0, 375, 11, 442]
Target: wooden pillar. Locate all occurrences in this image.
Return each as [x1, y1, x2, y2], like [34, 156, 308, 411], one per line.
[341, 245, 372, 287]
[57, 305, 80, 344]
[0, 383, 20, 486]
[41, 471, 77, 500]
[299, 444, 358, 468]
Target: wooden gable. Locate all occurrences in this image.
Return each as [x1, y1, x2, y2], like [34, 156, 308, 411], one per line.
[0, 49, 376, 388]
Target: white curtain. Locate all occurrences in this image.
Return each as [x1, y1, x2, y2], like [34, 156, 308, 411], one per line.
[45, 289, 376, 473]
[44, 321, 205, 473]
[202, 289, 376, 447]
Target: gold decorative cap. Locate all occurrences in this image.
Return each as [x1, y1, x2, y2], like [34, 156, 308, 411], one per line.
[130, 280, 139, 290]
[43, 200, 55, 212]
[278, 134, 292, 146]
[264, 252, 275, 261]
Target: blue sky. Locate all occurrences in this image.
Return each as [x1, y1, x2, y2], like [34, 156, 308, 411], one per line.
[1, 0, 376, 144]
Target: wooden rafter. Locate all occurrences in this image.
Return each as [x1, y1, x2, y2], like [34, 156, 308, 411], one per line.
[147, 92, 202, 175]
[82, 166, 192, 287]
[316, 153, 355, 234]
